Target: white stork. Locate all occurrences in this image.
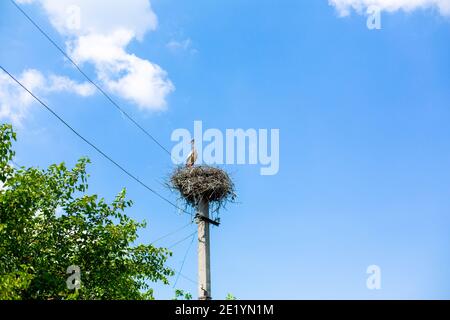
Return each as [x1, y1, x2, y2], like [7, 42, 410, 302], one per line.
[186, 139, 198, 167]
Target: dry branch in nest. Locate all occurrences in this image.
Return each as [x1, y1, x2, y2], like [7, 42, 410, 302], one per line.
[169, 165, 236, 212]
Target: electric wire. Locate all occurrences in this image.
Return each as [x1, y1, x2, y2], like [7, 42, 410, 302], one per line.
[9, 0, 177, 161]
[173, 233, 196, 288]
[177, 272, 198, 286]
[150, 222, 194, 245]
[167, 231, 197, 249]
[0, 65, 189, 215]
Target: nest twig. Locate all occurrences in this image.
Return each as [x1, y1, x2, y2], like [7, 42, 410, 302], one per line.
[169, 165, 236, 213]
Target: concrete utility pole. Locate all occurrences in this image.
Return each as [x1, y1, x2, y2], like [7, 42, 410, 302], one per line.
[196, 197, 211, 300]
[171, 164, 231, 300]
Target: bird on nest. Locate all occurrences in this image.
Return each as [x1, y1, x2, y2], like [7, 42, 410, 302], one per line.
[186, 139, 198, 168]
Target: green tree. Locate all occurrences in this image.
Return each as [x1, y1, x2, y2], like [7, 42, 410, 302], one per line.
[173, 289, 192, 300]
[0, 124, 174, 299]
[226, 293, 237, 300]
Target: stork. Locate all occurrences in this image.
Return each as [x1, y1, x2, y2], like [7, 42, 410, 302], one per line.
[186, 139, 198, 168]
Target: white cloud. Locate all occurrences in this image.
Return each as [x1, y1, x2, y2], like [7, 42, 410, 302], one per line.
[166, 38, 196, 54]
[0, 69, 45, 125]
[0, 69, 94, 125]
[69, 30, 174, 110]
[48, 75, 95, 97]
[22, 0, 157, 39]
[329, 0, 450, 16]
[18, 0, 174, 111]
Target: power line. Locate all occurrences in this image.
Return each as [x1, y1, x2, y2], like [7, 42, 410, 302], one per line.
[10, 160, 22, 168]
[168, 231, 197, 249]
[150, 222, 194, 245]
[9, 0, 176, 160]
[176, 272, 204, 293]
[173, 233, 195, 288]
[177, 272, 198, 286]
[0, 65, 189, 215]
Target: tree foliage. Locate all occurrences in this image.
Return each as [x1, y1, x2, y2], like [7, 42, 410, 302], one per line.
[226, 293, 237, 300]
[0, 124, 174, 299]
[173, 289, 192, 300]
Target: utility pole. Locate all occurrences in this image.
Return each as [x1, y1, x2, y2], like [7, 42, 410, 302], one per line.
[196, 197, 211, 300]
[171, 166, 228, 301]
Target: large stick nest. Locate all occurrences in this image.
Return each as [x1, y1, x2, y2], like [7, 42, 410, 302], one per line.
[169, 165, 236, 211]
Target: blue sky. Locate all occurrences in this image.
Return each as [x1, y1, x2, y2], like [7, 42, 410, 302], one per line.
[1, 0, 450, 299]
